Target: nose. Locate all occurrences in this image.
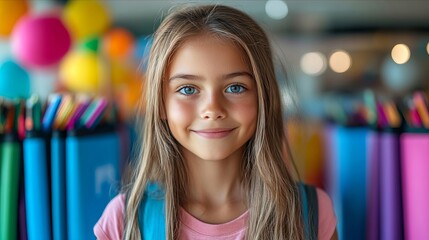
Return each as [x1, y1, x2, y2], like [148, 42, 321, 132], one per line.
[200, 92, 226, 120]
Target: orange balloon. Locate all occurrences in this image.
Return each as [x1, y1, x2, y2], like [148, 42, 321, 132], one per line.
[0, 0, 29, 36]
[116, 75, 145, 120]
[104, 28, 135, 60]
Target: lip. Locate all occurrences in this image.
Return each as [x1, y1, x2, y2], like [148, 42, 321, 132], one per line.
[192, 128, 236, 139]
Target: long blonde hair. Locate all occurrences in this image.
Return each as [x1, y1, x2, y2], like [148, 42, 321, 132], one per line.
[124, 4, 304, 239]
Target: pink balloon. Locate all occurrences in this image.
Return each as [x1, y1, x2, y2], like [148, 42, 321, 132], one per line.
[11, 14, 71, 68]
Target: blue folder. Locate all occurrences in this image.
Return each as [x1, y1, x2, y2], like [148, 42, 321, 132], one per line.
[51, 131, 67, 240]
[23, 132, 52, 240]
[331, 126, 369, 240]
[66, 129, 120, 240]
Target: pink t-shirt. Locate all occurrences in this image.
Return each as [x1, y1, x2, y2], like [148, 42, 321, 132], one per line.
[94, 188, 336, 240]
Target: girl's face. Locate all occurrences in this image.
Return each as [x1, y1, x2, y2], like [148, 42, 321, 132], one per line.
[163, 34, 257, 162]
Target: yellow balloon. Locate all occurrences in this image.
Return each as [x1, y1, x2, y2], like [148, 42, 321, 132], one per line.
[60, 51, 104, 93]
[0, 0, 29, 36]
[63, 0, 111, 40]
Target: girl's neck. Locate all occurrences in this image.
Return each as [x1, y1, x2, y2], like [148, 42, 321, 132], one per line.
[181, 147, 247, 223]
[184, 148, 244, 204]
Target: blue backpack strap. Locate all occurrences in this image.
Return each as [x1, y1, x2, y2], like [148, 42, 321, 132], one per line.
[299, 183, 319, 240]
[138, 182, 166, 240]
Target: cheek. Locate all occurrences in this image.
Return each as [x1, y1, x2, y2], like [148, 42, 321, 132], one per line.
[166, 98, 195, 126]
[231, 97, 258, 127]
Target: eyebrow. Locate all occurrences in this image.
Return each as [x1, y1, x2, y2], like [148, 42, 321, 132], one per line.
[168, 71, 253, 82]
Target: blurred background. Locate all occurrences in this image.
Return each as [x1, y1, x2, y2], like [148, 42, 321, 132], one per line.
[0, 0, 428, 240]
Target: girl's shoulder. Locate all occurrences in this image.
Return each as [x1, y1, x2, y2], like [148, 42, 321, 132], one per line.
[315, 188, 337, 240]
[94, 194, 125, 240]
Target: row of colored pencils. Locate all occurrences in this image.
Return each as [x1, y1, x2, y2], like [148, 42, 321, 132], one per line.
[325, 90, 429, 129]
[0, 94, 114, 140]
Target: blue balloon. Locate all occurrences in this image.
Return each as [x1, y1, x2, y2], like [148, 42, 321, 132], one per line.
[0, 60, 30, 99]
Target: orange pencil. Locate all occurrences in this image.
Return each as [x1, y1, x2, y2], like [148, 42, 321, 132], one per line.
[4, 103, 15, 134]
[383, 101, 401, 128]
[17, 100, 25, 139]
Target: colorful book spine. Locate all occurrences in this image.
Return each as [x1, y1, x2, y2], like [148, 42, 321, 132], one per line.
[23, 135, 52, 240]
[0, 136, 21, 240]
[66, 131, 120, 240]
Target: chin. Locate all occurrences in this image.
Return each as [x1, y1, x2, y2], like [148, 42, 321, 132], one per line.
[193, 146, 244, 162]
[195, 152, 232, 162]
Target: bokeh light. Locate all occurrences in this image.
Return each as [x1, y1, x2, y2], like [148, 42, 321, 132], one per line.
[329, 50, 352, 73]
[300, 52, 327, 76]
[265, 0, 288, 20]
[426, 42, 429, 55]
[391, 43, 410, 64]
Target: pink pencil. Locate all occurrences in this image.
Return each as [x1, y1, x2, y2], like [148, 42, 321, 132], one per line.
[410, 105, 422, 128]
[413, 92, 429, 128]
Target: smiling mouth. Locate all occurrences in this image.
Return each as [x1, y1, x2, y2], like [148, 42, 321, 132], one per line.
[192, 128, 236, 139]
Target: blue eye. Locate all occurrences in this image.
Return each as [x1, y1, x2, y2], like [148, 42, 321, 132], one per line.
[226, 84, 245, 94]
[178, 86, 197, 95]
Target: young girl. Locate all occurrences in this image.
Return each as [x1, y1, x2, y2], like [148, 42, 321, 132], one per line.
[95, 4, 337, 240]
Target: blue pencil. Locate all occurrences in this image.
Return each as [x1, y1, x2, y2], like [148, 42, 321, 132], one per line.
[42, 94, 62, 131]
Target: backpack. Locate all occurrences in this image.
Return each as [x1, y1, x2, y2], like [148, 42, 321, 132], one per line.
[138, 182, 318, 240]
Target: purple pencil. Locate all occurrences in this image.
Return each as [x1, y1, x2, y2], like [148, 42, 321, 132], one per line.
[66, 100, 90, 131]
